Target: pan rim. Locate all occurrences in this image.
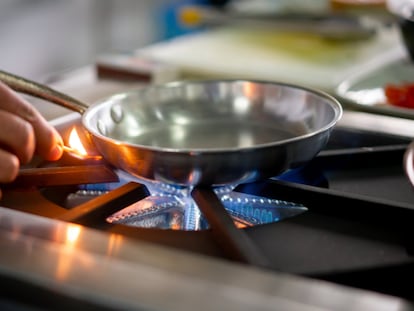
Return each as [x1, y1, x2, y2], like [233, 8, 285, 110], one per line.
[82, 79, 343, 154]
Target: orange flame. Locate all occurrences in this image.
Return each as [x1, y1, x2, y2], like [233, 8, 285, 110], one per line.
[68, 128, 88, 156]
[64, 127, 102, 160]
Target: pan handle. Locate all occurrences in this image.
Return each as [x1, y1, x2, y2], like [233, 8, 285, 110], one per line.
[0, 69, 88, 114]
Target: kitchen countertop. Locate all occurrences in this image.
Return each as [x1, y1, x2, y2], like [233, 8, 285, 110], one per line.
[137, 23, 405, 93]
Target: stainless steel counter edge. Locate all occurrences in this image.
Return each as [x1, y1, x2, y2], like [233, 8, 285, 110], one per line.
[0, 207, 411, 311]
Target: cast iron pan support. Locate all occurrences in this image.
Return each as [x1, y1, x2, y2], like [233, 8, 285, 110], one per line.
[191, 186, 273, 270]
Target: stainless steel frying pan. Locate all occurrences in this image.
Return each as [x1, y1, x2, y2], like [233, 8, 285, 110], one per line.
[0, 70, 342, 186]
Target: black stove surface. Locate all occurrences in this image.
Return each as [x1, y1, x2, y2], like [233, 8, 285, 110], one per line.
[237, 127, 414, 300]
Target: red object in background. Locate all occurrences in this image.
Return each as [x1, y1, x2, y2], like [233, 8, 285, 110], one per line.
[384, 82, 414, 108]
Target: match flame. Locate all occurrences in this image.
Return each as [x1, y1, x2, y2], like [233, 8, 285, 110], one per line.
[64, 128, 102, 160]
[68, 128, 88, 156]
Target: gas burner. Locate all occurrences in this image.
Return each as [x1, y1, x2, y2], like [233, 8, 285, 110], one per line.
[103, 171, 307, 230]
[31, 162, 308, 231]
[54, 168, 307, 231]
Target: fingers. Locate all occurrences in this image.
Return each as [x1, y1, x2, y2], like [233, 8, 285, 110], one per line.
[0, 110, 35, 164]
[0, 81, 63, 162]
[0, 149, 19, 183]
[0, 148, 20, 200]
[29, 113, 64, 162]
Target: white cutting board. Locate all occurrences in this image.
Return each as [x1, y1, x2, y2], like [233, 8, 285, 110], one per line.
[139, 25, 406, 92]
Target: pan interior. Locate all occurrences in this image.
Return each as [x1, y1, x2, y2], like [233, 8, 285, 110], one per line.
[115, 119, 297, 149]
[84, 80, 341, 151]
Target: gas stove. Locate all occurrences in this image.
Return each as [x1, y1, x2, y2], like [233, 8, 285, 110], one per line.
[0, 71, 414, 310]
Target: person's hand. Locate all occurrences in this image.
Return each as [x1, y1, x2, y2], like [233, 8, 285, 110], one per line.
[0, 81, 63, 196]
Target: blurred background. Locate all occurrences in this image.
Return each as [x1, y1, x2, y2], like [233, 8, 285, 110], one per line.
[0, 0, 243, 80]
[0, 0, 214, 80]
[0, 0, 174, 80]
[0, 0, 395, 85]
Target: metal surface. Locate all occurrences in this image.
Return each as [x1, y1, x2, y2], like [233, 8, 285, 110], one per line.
[191, 187, 272, 268]
[335, 50, 414, 120]
[0, 206, 412, 311]
[0, 70, 89, 114]
[404, 140, 414, 188]
[0, 71, 342, 186]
